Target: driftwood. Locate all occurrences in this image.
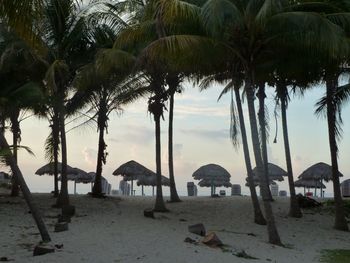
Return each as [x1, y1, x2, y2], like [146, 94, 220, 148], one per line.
[33, 244, 55, 256]
[144, 208, 155, 219]
[202, 232, 223, 247]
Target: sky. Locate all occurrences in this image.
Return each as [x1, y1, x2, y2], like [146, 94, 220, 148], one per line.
[6, 81, 350, 197]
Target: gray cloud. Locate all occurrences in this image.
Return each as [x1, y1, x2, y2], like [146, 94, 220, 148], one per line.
[180, 128, 229, 140]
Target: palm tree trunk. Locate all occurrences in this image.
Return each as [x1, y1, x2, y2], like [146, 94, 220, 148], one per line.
[56, 108, 69, 207]
[279, 87, 302, 218]
[52, 111, 60, 197]
[0, 132, 51, 242]
[168, 91, 181, 202]
[257, 84, 273, 201]
[154, 114, 168, 212]
[92, 118, 105, 196]
[245, 76, 282, 245]
[10, 109, 20, 197]
[326, 77, 348, 231]
[234, 86, 266, 225]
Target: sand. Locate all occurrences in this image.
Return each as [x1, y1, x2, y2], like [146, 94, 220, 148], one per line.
[0, 192, 349, 263]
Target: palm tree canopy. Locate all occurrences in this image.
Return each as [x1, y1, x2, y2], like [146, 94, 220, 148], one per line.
[192, 163, 231, 180]
[298, 162, 344, 182]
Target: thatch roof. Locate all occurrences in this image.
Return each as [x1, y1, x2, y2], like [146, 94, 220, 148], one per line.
[192, 164, 231, 180]
[35, 162, 77, 176]
[198, 179, 232, 188]
[294, 178, 326, 189]
[252, 163, 286, 181]
[298, 162, 343, 182]
[58, 171, 106, 184]
[136, 174, 170, 187]
[113, 160, 154, 181]
[245, 177, 276, 187]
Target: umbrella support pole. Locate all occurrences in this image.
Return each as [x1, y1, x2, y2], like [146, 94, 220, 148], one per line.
[320, 179, 323, 198]
[304, 186, 305, 196]
[152, 186, 154, 196]
[74, 181, 76, 195]
[131, 180, 133, 196]
[142, 185, 144, 196]
[314, 187, 316, 197]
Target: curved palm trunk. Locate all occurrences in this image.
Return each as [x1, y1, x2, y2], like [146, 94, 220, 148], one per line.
[245, 76, 282, 245]
[10, 109, 20, 197]
[0, 132, 51, 242]
[326, 77, 348, 231]
[168, 91, 181, 202]
[56, 107, 69, 207]
[257, 84, 273, 201]
[52, 111, 60, 197]
[234, 86, 266, 225]
[154, 114, 168, 212]
[279, 86, 302, 218]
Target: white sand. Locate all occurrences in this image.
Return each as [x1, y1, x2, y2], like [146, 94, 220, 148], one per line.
[1, 192, 349, 263]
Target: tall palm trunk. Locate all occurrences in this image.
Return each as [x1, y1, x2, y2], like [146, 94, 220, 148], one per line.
[234, 86, 266, 225]
[326, 76, 348, 231]
[92, 93, 108, 197]
[52, 110, 60, 197]
[278, 83, 302, 218]
[245, 75, 282, 245]
[0, 131, 51, 242]
[154, 113, 168, 212]
[56, 105, 69, 207]
[10, 108, 20, 196]
[168, 88, 181, 202]
[257, 84, 273, 201]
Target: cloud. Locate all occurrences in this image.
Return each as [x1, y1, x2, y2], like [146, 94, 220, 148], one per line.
[119, 124, 155, 145]
[82, 147, 97, 167]
[180, 128, 229, 140]
[174, 105, 228, 118]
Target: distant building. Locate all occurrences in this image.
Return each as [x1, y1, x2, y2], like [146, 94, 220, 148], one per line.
[231, 184, 241, 196]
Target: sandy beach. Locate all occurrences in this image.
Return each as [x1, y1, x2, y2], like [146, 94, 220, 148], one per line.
[1, 193, 349, 263]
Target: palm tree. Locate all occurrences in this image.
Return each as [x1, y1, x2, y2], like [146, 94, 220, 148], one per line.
[0, 52, 50, 242]
[72, 45, 148, 197]
[40, 0, 92, 208]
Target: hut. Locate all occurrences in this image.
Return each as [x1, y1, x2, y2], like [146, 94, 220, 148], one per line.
[136, 174, 170, 196]
[113, 160, 155, 196]
[294, 178, 326, 196]
[192, 164, 231, 195]
[341, 179, 350, 197]
[298, 162, 342, 197]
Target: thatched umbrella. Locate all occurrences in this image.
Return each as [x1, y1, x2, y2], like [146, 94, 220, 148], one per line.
[198, 179, 232, 188]
[245, 177, 276, 187]
[294, 178, 326, 196]
[58, 168, 90, 194]
[252, 163, 287, 181]
[192, 164, 231, 195]
[113, 160, 155, 196]
[298, 162, 343, 197]
[136, 174, 170, 196]
[35, 162, 77, 175]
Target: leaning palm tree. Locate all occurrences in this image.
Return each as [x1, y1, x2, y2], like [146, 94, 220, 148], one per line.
[0, 69, 51, 242]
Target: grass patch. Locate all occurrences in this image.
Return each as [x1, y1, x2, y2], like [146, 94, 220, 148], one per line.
[320, 249, 350, 263]
[323, 200, 350, 217]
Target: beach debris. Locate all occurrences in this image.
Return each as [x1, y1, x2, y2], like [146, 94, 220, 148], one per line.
[296, 194, 322, 208]
[54, 244, 64, 249]
[184, 237, 198, 244]
[202, 232, 223, 248]
[0, 257, 12, 262]
[234, 250, 257, 259]
[62, 205, 75, 216]
[33, 244, 55, 256]
[179, 218, 187, 222]
[58, 214, 71, 223]
[144, 208, 155, 218]
[54, 222, 68, 232]
[188, 223, 206, 236]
